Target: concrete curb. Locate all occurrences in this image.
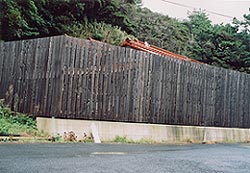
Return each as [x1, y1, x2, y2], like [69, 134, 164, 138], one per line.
[37, 117, 250, 144]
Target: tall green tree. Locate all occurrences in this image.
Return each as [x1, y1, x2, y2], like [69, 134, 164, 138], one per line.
[184, 11, 250, 73]
[183, 11, 214, 62]
[130, 7, 190, 53]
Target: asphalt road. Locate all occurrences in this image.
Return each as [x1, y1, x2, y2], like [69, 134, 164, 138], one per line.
[1, 143, 250, 173]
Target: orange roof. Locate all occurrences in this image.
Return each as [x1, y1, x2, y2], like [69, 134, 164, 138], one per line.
[121, 38, 200, 63]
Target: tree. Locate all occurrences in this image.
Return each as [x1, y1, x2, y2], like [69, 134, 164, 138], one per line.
[0, 0, 43, 40]
[184, 11, 250, 73]
[183, 11, 214, 62]
[130, 7, 190, 53]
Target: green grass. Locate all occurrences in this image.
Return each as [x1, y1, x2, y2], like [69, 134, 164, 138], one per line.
[113, 136, 134, 143]
[0, 103, 46, 137]
[112, 136, 170, 144]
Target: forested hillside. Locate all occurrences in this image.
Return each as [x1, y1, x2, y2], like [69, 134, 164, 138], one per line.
[0, 0, 249, 73]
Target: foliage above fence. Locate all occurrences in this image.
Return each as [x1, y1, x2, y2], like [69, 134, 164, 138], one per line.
[0, 35, 250, 128]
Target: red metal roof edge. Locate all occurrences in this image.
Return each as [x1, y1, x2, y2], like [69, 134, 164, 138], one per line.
[121, 38, 201, 63]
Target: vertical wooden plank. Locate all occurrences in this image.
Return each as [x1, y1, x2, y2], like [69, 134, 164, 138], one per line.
[247, 75, 250, 128]
[47, 35, 64, 117]
[33, 37, 48, 115]
[119, 47, 126, 121]
[211, 67, 216, 126]
[139, 52, 147, 122]
[177, 60, 185, 125]
[82, 40, 90, 117]
[24, 39, 35, 114]
[166, 57, 171, 123]
[142, 52, 150, 122]
[61, 36, 70, 117]
[232, 71, 240, 127]
[47, 37, 58, 117]
[0, 43, 4, 81]
[204, 65, 214, 126]
[243, 74, 250, 128]
[174, 59, 181, 124]
[193, 63, 200, 125]
[214, 67, 222, 126]
[129, 49, 136, 121]
[113, 46, 118, 121]
[156, 56, 163, 123]
[136, 50, 141, 122]
[181, 61, 189, 125]
[41, 37, 53, 116]
[86, 40, 93, 118]
[66, 37, 76, 118]
[237, 73, 243, 127]
[52, 36, 66, 118]
[98, 42, 107, 120]
[147, 53, 154, 123]
[21, 39, 30, 113]
[11, 40, 21, 112]
[150, 54, 155, 123]
[72, 38, 81, 119]
[76, 38, 85, 119]
[126, 49, 133, 121]
[116, 47, 122, 121]
[89, 40, 97, 119]
[94, 42, 102, 120]
[190, 62, 197, 125]
[32, 38, 48, 116]
[162, 57, 169, 123]
[225, 70, 231, 127]
[1, 42, 13, 105]
[0, 42, 9, 99]
[161, 57, 167, 124]
[105, 44, 113, 120]
[101, 43, 108, 119]
[95, 42, 102, 119]
[34, 37, 49, 117]
[16, 40, 24, 113]
[19, 40, 30, 113]
[122, 47, 129, 121]
[0, 42, 5, 98]
[118, 46, 125, 121]
[29, 38, 39, 114]
[160, 57, 165, 123]
[143, 52, 150, 122]
[109, 45, 115, 120]
[200, 64, 207, 126]
[4, 41, 17, 109]
[64, 36, 73, 118]
[56, 36, 67, 118]
[197, 63, 203, 125]
[136, 50, 142, 122]
[70, 38, 78, 118]
[167, 58, 173, 124]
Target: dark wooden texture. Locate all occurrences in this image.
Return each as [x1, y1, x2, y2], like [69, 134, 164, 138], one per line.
[0, 35, 250, 128]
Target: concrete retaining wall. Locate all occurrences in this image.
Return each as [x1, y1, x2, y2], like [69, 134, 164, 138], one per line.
[37, 117, 250, 143]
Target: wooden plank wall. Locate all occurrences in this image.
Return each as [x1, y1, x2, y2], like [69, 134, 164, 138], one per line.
[0, 35, 250, 128]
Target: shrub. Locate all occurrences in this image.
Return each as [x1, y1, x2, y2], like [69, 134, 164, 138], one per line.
[0, 103, 38, 136]
[66, 19, 135, 46]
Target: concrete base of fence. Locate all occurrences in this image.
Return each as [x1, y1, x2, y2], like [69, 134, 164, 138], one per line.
[37, 117, 250, 144]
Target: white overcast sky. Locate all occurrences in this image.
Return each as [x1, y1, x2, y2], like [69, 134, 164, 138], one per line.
[142, 0, 250, 24]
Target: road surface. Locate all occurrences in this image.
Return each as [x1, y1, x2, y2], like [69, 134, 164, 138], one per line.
[1, 143, 250, 173]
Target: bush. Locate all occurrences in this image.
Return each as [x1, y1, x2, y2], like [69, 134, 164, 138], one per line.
[0, 103, 38, 136]
[66, 19, 135, 46]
